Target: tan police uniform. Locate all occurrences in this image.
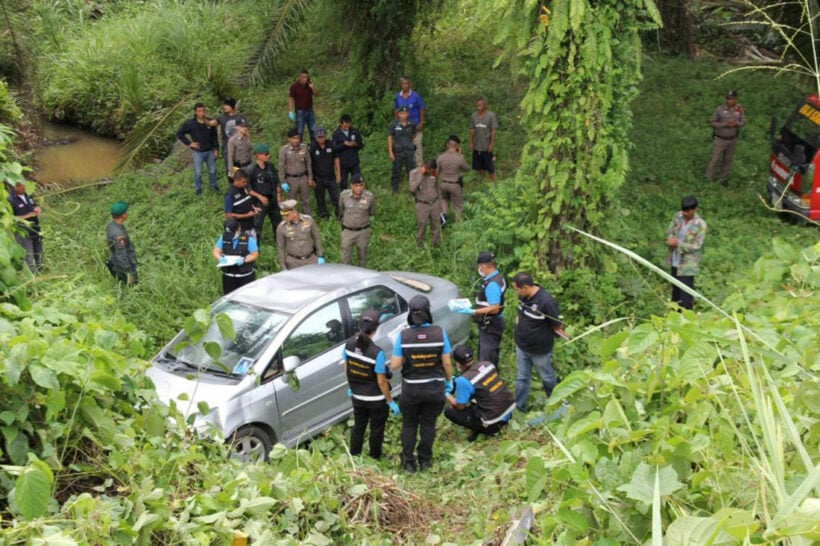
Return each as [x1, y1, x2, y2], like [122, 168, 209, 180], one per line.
[706, 101, 745, 182]
[339, 188, 376, 266]
[436, 150, 470, 216]
[276, 213, 323, 270]
[409, 167, 441, 246]
[278, 143, 313, 215]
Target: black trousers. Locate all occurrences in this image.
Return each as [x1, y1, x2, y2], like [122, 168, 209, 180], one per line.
[222, 271, 255, 295]
[350, 399, 389, 459]
[338, 163, 361, 192]
[313, 177, 340, 218]
[444, 404, 506, 436]
[391, 151, 415, 193]
[478, 315, 504, 365]
[670, 267, 695, 310]
[399, 381, 445, 465]
[252, 197, 280, 245]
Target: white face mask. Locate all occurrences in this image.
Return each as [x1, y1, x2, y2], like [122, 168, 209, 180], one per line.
[477, 267, 483, 277]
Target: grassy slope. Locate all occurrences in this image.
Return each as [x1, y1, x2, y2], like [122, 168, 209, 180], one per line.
[30, 5, 819, 542]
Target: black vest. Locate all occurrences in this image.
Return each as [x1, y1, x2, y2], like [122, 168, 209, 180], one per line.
[400, 325, 444, 381]
[222, 234, 254, 276]
[475, 271, 506, 311]
[226, 187, 254, 228]
[461, 361, 515, 425]
[310, 143, 336, 179]
[345, 337, 384, 400]
[246, 162, 278, 197]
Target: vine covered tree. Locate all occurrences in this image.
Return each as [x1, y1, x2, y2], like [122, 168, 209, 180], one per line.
[491, 0, 661, 273]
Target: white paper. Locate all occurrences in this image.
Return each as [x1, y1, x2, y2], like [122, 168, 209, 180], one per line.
[217, 255, 245, 268]
[448, 298, 472, 312]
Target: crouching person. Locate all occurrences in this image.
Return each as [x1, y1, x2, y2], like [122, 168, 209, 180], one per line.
[345, 309, 399, 459]
[445, 344, 516, 442]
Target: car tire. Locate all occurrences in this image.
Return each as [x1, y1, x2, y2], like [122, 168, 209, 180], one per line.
[229, 425, 273, 463]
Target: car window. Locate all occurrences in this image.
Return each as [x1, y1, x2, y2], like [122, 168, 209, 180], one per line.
[347, 285, 406, 325]
[282, 302, 344, 363]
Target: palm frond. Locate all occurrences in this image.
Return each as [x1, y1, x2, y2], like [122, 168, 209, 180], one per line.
[242, 0, 314, 87]
[114, 94, 193, 175]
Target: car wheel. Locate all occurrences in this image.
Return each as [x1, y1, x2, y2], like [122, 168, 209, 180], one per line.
[229, 425, 273, 463]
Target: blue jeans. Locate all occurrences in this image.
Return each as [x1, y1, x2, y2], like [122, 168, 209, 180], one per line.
[515, 346, 556, 411]
[296, 109, 316, 142]
[192, 149, 217, 191]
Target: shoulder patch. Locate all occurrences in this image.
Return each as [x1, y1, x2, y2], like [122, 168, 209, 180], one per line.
[116, 236, 128, 249]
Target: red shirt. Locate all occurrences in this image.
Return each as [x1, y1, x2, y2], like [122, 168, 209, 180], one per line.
[289, 83, 314, 111]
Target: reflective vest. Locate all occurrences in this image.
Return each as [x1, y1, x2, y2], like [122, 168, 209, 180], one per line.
[222, 234, 254, 276]
[345, 337, 385, 401]
[475, 271, 506, 324]
[461, 361, 516, 426]
[400, 325, 444, 383]
[226, 187, 254, 228]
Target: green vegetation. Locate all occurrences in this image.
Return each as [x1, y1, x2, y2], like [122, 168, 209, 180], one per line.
[0, 0, 817, 543]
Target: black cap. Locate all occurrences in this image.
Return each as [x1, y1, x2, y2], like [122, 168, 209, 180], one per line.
[448, 134, 461, 144]
[453, 344, 474, 365]
[408, 295, 432, 326]
[681, 196, 698, 210]
[350, 174, 363, 184]
[225, 217, 239, 231]
[223, 96, 237, 108]
[397, 106, 408, 113]
[358, 309, 380, 333]
[476, 251, 495, 264]
[726, 90, 738, 98]
[287, 127, 299, 138]
[236, 116, 249, 127]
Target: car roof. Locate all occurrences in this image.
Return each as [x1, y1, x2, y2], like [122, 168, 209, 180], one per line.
[228, 264, 386, 311]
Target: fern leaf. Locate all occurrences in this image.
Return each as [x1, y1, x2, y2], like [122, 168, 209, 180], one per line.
[243, 0, 314, 87]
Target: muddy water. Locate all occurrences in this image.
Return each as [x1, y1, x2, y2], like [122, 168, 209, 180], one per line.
[34, 120, 122, 186]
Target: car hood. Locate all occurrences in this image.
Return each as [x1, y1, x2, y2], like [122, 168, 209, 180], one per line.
[146, 364, 247, 418]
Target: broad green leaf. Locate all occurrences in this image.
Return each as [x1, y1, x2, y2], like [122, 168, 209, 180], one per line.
[599, 331, 628, 359]
[626, 324, 658, 355]
[203, 341, 222, 361]
[90, 369, 121, 391]
[29, 364, 59, 390]
[132, 512, 160, 532]
[558, 507, 589, 532]
[549, 370, 590, 403]
[215, 312, 235, 340]
[618, 463, 683, 505]
[714, 508, 759, 539]
[525, 456, 547, 502]
[197, 401, 210, 415]
[666, 515, 736, 546]
[602, 399, 631, 429]
[80, 402, 115, 444]
[13, 455, 54, 519]
[30, 528, 78, 546]
[677, 341, 717, 383]
[567, 411, 602, 440]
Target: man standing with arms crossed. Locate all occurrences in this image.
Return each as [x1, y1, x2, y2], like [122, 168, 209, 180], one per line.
[470, 97, 498, 182]
[394, 77, 426, 167]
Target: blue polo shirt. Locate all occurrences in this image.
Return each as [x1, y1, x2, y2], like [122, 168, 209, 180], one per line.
[342, 347, 387, 374]
[392, 323, 452, 357]
[394, 90, 425, 125]
[482, 270, 504, 318]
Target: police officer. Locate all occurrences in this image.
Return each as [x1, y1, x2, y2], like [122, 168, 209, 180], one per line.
[332, 114, 364, 191]
[310, 127, 340, 219]
[278, 128, 313, 215]
[444, 344, 516, 442]
[387, 106, 416, 193]
[105, 201, 138, 285]
[8, 181, 43, 272]
[706, 90, 745, 184]
[213, 217, 259, 294]
[276, 199, 324, 270]
[245, 144, 286, 245]
[409, 160, 441, 247]
[436, 135, 470, 223]
[345, 309, 399, 460]
[390, 295, 454, 473]
[339, 174, 375, 267]
[457, 251, 506, 365]
[224, 169, 258, 233]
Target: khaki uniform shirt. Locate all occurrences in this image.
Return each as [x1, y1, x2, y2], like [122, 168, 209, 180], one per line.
[409, 168, 439, 203]
[276, 214, 323, 264]
[436, 151, 470, 182]
[339, 189, 376, 229]
[709, 104, 745, 139]
[278, 144, 313, 180]
[227, 134, 253, 168]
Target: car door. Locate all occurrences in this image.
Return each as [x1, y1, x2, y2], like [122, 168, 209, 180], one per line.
[274, 301, 349, 444]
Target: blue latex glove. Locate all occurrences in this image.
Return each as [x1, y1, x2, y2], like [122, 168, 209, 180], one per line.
[347, 388, 352, 397]
[444, 379, 454, 395]
[281, 183, 290, 192]
[288, 111, 295, 121]
[218, 256, 227, 265]
[455, 308, 473, 315]
[318, 257, 326, 265]
[388, 401, 400, 415]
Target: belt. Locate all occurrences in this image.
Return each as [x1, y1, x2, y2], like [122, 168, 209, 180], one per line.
[441, 179, 460, 184]
[223, 271, 254, 278]
[343, 224, 371, 231]
[286, 171, 307, 177]
[714, 135, 736, 141]
[288, 253, 315, 260]
[416, 198, 439, 205]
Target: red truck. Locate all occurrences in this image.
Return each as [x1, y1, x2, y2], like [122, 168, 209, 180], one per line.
[767, 94, 820, 222]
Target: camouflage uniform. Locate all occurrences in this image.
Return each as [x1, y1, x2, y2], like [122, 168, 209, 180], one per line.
[665, 211, 706, 309]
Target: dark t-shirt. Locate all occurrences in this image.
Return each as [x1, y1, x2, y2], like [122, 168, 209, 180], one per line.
[216, 112, 247, 145]
[310, 141, 336, 179]
[289, 83, 314, 111]
[514, 286, 561, 354]
[245, 161, 279, 198]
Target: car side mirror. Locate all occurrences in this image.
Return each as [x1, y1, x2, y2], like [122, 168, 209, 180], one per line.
[283, 355, 300, 373]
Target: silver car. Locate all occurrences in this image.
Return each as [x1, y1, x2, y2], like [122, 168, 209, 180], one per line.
[147, 264, 470, 462]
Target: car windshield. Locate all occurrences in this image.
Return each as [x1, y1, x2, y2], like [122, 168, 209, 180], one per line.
[165, 301, 289, 376]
